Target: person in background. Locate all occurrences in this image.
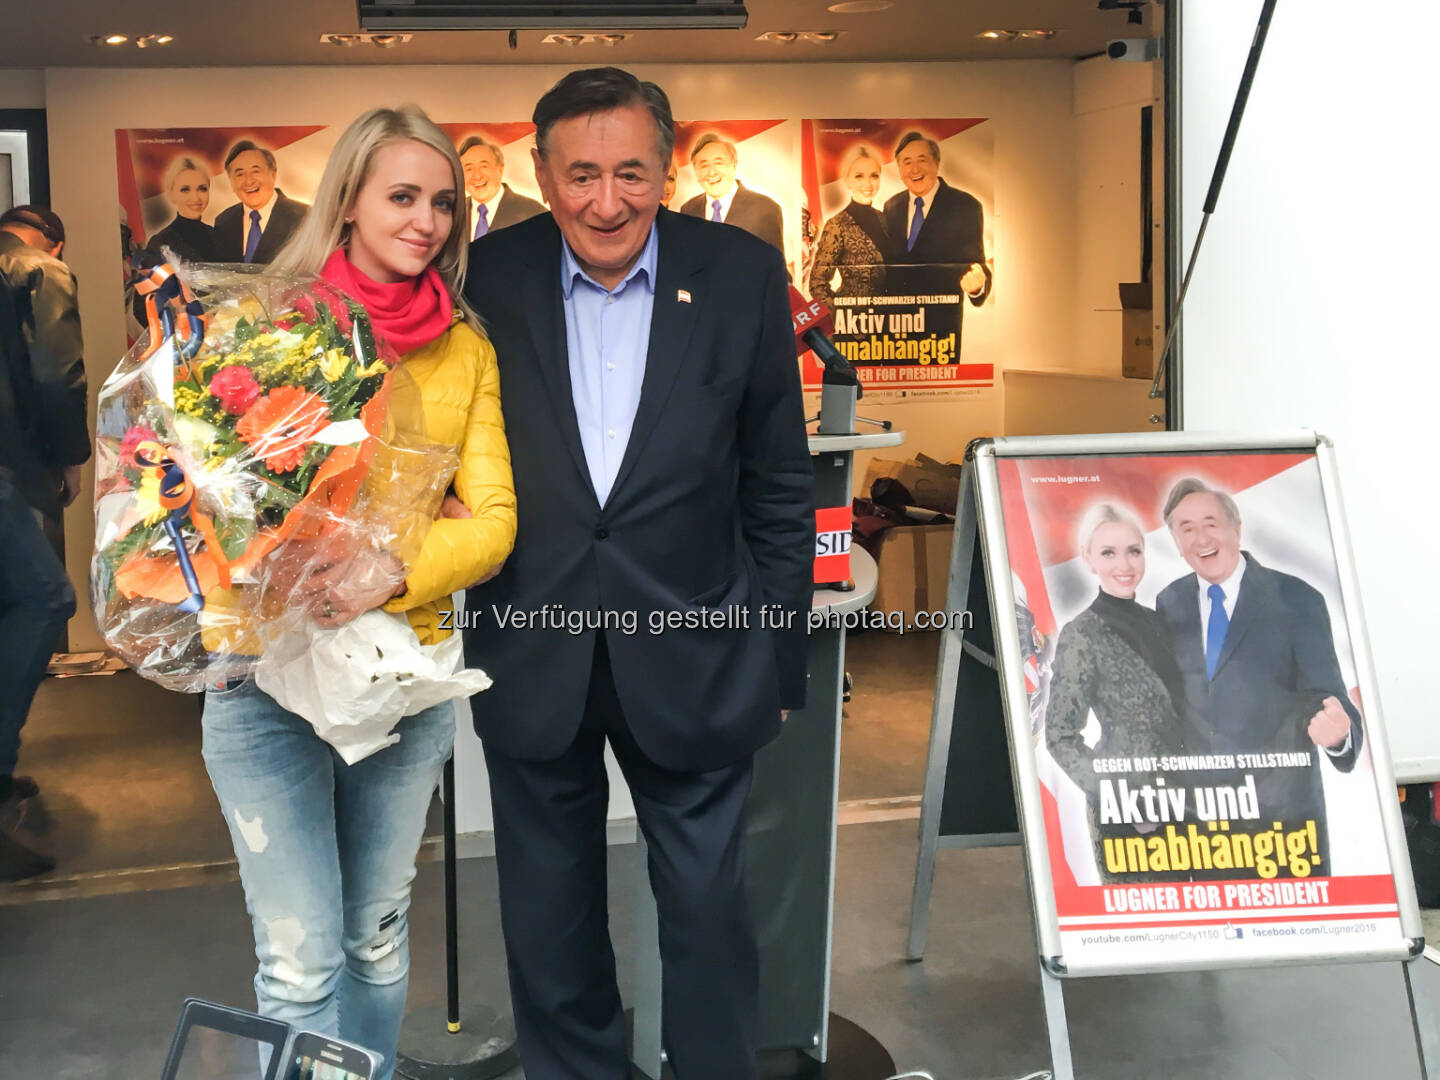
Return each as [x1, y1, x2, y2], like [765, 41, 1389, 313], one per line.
[147, 154, 219, 264]
[681, 132, 785, 255]
[0, 205, 89, 882]
[200, 106, 515, 1080]
[213, 140, 310, 264]
[882, 131, 991, 306]
[458, 135, 546, 239]
[464, 67, 812, 1080]
[807, 144, 888, 304]
[1044, 502, 1185, 883]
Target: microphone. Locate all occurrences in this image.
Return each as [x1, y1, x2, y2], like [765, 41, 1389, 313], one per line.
[788, 285, 858, 389]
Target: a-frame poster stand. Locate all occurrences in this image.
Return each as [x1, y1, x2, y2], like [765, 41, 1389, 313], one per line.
[907, 430, 1440, 1079]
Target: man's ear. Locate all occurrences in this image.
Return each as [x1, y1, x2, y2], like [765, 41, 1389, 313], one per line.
[531, 147, 552, 204]
[50, 241, 64, 260]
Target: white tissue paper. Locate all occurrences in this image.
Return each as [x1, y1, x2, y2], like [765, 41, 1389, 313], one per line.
[254, 609, 492, 764]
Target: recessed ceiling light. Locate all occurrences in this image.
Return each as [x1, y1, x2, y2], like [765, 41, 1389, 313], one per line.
[596, 33, 629, 46]
[1018, 28, 1058, 39]
[827, 0, 893, 11]
[135, 34, 175, 49]
[756, 31, 800, 43]
[977, 29, 1018, 41]
[802, 30, 842, 43]
[87, 33, 130, 46]
[321, 33, 363, 46]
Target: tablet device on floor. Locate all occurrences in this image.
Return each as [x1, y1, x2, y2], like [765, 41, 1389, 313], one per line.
[160, 998, 289, 1080]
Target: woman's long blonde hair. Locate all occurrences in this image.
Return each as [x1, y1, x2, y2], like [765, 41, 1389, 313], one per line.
[269, 104, 481, 332]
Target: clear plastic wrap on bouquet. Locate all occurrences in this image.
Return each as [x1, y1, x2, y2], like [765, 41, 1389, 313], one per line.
[92, 261, 458, 692]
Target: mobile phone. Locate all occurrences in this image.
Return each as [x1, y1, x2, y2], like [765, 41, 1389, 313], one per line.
[160, 998, 290, 1080]
[288, 1031, 380, 1080]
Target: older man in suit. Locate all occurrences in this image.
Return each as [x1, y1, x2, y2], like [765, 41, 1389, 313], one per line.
[212, 141, 309, 264]
[458, 135, 547, 240]
[463, 67, 812, 1080]
[1155, 477, 1363, 872]
[680, 132, 785, 256]
[882, 131, 991, 310]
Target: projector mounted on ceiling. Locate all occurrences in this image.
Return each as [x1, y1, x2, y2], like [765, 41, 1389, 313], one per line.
[356, 0, 749, 31]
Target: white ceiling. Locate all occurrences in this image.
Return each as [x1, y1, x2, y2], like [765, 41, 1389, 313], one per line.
[0, 0, 1155, 68]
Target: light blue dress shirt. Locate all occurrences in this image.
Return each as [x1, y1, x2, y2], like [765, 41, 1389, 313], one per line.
[560, 223, 659, 505]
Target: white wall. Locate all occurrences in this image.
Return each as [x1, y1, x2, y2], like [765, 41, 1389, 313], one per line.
[1181, 3, 1440, 778]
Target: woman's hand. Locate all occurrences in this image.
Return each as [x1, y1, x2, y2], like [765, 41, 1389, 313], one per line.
[292, 544, 406, 629]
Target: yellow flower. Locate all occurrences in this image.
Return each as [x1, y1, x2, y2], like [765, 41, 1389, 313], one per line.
[135, 470, 167, 527]
[320, 348, 351, 383]
[174, 385, 209, 418]
[359, 357, 390, 378]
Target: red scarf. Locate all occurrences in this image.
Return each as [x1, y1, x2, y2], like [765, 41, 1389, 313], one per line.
[320, 248, 453, 357]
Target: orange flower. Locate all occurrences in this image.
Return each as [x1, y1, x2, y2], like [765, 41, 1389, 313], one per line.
[235, 387, 330, 473]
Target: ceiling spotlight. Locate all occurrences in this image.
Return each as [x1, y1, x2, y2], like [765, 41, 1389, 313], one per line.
[977, 29, 1018, 41]
[757, 31, 800, 43]
[802, 30, 841, 43]
[135, 34, 175, 48]
[370, 33, 401, 46]
[321, 33, 364, 46]
[827, 0, 893, 11]
[597, 33, 629, 45]
[1018, 29, 1057, 39]
[155, 34, 174, 44]
[87, 33, 130, 46]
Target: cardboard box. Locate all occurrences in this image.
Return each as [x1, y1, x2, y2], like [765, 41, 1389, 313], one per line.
[869, 523, 954, 630]
[1119, 281, 1155, 380]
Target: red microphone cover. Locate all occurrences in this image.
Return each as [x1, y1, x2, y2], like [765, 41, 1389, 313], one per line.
[788, 284, 836, 356]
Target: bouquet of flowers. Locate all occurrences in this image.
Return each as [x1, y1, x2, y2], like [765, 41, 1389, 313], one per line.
[92, 262, 457, 694]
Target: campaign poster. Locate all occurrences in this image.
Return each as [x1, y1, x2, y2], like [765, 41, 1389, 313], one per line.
[436, 122, 548, 241]
[997, 450, 1405, 969]
[801, 118, 996, 403]
[667, 119, 801, 282]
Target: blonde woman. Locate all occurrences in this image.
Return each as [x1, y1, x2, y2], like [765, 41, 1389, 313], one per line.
[201, 105, 515, 1079]
[149, 154, 218, 263]
[1044, 503, 1185, 881]
[806, 144, 888, 304]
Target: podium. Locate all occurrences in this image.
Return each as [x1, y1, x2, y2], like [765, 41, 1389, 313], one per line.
[629, 429, 902, 1079]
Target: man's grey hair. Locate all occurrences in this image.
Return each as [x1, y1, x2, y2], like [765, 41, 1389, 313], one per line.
[690, 132, 737, 164]
[532, 66, 675, 168]
[457, 135, 504, 170]
[1162, 477, 1242, 528]
[894, 131, 942, 166]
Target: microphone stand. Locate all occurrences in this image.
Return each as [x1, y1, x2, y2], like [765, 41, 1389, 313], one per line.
[1149, 0, 1280, 406]
[396, 754, 519, 1080]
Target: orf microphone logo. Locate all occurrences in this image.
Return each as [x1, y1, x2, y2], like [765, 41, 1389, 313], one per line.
[814, 505, 852, 585]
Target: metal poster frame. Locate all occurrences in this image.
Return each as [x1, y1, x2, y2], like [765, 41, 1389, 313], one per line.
[908, 430, 1437, 1079]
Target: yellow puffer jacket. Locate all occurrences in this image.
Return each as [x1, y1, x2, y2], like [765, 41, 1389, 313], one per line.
[202, 318, 515, 651]
[380, 318, 516, 643]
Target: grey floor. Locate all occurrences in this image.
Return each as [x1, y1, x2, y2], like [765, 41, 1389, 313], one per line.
[2, 629, 1436, 1079]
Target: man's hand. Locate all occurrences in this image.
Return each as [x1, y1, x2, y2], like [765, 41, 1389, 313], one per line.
[781, 710, 790, 722]
[1307, 696, 1351, 750]
[62, 465, 83, 507]
[440, 493, 472, 520]
[960, 262, 987, 297]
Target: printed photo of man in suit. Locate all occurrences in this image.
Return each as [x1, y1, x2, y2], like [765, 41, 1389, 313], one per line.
[1155, 477, 1363, 870]
[882, 131, 991, 306]
[463, 66, 812, 1080]
[458, 135, 547, 241]
[212, 141, 309, 265]
[681, 132, 785, 256]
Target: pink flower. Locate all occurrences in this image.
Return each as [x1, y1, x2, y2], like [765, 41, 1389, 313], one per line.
[119, 424, 159, 461]
[209, 365, 262, 416]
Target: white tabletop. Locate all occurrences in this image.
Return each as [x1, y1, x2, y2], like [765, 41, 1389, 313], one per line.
[807, 431, 906, 453]
[811, 545, 877, 615]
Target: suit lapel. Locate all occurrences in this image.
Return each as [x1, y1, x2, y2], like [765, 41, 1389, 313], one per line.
[520, 220, 596, 504]
[608, 211, 702, 503]
[1213, 553, 1263, 677]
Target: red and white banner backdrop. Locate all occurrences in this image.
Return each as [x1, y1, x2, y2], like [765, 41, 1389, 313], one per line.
[998, 451, 1403, 969]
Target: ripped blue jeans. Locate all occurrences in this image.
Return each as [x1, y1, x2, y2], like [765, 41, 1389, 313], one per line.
[202, 680, 454, 1080]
